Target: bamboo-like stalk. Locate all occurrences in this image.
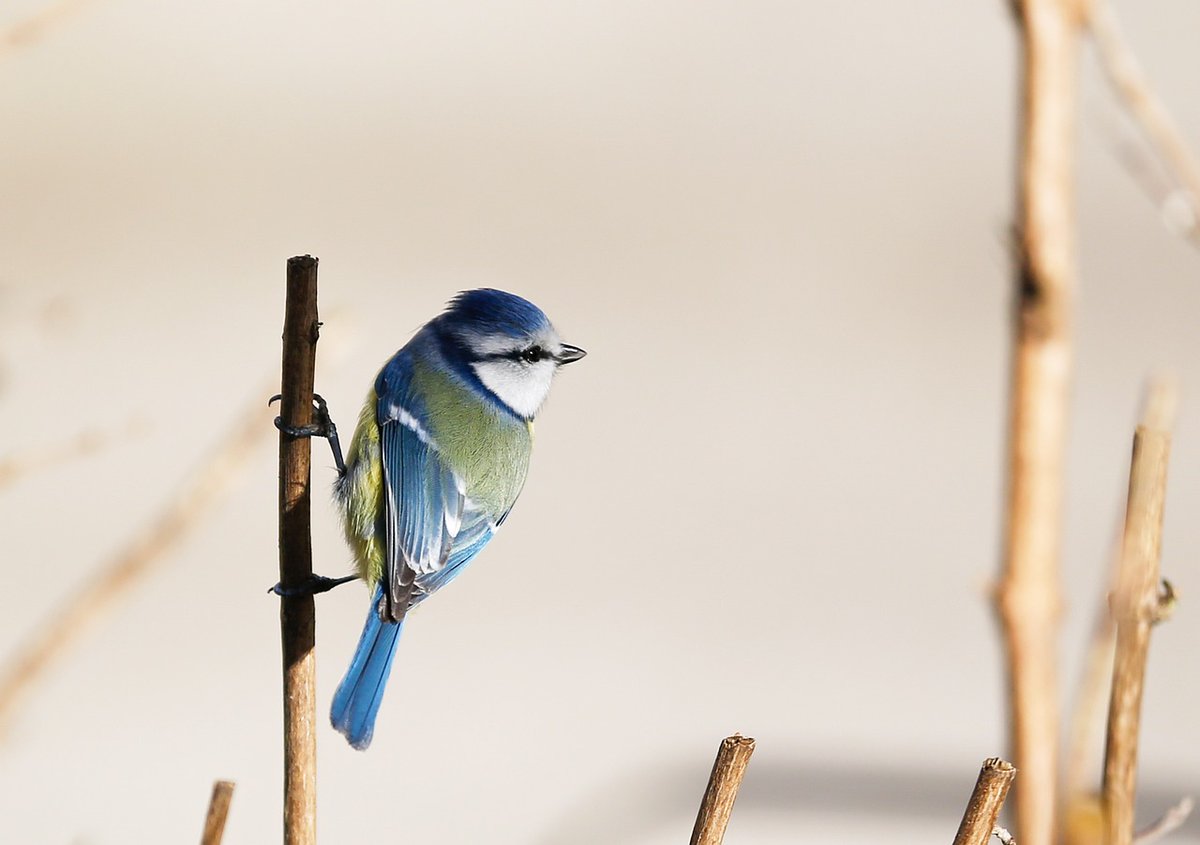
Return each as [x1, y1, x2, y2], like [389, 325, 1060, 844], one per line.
[278, 255, 321, 845]
[1084, 0, 1200, 243]
[0, 384, 272, 737]
[0, 0, 93, 58]
[689, 735, 755, 845]
[0, 419, 143, 491]
[952, 758, 1018, 845]
[1064, 378, 1177, 832]
[1102, 426, 1171, 845]
[1135, 797, 1194, 845]
[200, 780, 236, 845]
[996, 4, 1081, 845]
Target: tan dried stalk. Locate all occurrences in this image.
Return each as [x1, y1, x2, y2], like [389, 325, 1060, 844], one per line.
[1102, 426, 1171, 845]
[1064, 377, 1177, 833]
[0, 381, 273, 736]
[0, 0, 94, 58]
[0, 419, 144, 491]
[690, 735, 756, 845]
[200, 780, 236, 845]
[996, 3, 1082, 845]
[1084, 0, 1200, 243]
[952, 758, 1018, 845]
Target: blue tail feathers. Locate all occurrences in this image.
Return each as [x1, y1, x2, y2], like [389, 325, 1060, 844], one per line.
[331, 584, 403, 750]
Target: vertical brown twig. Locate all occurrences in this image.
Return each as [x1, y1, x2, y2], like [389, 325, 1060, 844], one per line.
[953, 757, 1018, 845]
[996, 4, 1081, 845]
[200, 780, 236, 845]
[278, 255, 320, 845]
[689, 735, 755, 845]
[1064, 378, 1177, 838]
[1102, 426, 1171, 845]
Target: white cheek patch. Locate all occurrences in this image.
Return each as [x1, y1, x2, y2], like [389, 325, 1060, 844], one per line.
[472, 359, 556, 418]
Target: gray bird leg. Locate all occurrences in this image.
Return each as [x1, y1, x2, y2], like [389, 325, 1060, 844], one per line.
[269, 392, 353, 597]
[269, 392, 346, 477]
[270, 574, 360, 597]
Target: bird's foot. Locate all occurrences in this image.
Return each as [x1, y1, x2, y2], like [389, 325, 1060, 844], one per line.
[269, 573, 360, 597]
[269, 392, 346, 475]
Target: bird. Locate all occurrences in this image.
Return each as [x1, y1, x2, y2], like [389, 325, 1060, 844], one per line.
[324, 288, 585, 749]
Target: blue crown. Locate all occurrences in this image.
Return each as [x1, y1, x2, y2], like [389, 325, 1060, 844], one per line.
[442, 289, 550, 337]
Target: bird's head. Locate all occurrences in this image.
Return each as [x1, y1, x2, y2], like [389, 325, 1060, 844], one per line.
[436, 288, 586, 419]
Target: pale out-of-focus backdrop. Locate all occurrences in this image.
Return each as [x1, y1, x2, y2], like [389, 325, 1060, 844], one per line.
[2, 1, 1199, 842]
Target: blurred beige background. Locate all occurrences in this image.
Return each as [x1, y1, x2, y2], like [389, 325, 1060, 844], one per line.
[2, 1, 1199, 842]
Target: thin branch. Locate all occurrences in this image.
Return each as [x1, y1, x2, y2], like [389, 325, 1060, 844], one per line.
[997, 4, 1082, 845]
[1065, 377, 1178, 807]
[1102, 425, 1172, 845]
[1084, 0, 1200, 243]
[953, 757, 1018, 845]
[689, 735, 756, 845]
[0, 418, 145, 491]
[200, 780, 236, 845]
[0, 0, 94, 58]
[277, 255, 320, 845]
[0, 381, 274, 737]
[1134, 797, 1194, 845]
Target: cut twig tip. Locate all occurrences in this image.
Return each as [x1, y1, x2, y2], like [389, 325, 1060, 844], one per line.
[200, 780, 236, 845]
[689, 734, 756, 845]
[1139, 376, 1180, 434]
[953, 757, 1018, 845]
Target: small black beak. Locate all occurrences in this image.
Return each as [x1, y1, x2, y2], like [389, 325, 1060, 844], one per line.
[555, 343, 587, 365]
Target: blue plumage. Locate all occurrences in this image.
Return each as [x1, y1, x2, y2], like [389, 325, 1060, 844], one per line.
[330, 290, 584, 749]
[330, 584, 403, 750]
[443, 288, 552, 338]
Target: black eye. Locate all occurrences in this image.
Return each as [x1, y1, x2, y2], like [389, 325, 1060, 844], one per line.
[520, 346, 546, 363]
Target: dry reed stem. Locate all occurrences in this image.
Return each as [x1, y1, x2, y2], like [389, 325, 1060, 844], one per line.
[1083, 0, 1200, 243]
[1064, 377, 1178, 814]
[0, 0, 94, 58]
[0, 419, 145, 491]
[1102, 426, 1171, 845]
[689, 735, 755, 845]
[200, 780, 236, 845]
[277, 256, 320, 845]
[953, 758, 1018, 845]
[0, 380, 274, 736]
[997, 4, 1082, 845]
[1133, 797, 1194, 845]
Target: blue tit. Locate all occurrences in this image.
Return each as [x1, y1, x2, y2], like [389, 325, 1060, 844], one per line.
[329, 289, 585, 749]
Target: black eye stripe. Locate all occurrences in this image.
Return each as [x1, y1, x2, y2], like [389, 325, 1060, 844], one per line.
[480, 345, 549, 363]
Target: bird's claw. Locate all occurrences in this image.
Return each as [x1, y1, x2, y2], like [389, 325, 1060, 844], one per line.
[269, 573, 360, 597]
[270, 393, 335, 439]
[269, 392, 346, 475]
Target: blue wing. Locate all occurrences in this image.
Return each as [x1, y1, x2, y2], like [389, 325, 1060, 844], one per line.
[376, 357, 467, 622]
[411, 508, 497, 602]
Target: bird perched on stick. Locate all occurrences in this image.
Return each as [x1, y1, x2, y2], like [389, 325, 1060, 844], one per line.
[280, 289, 585, 749]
